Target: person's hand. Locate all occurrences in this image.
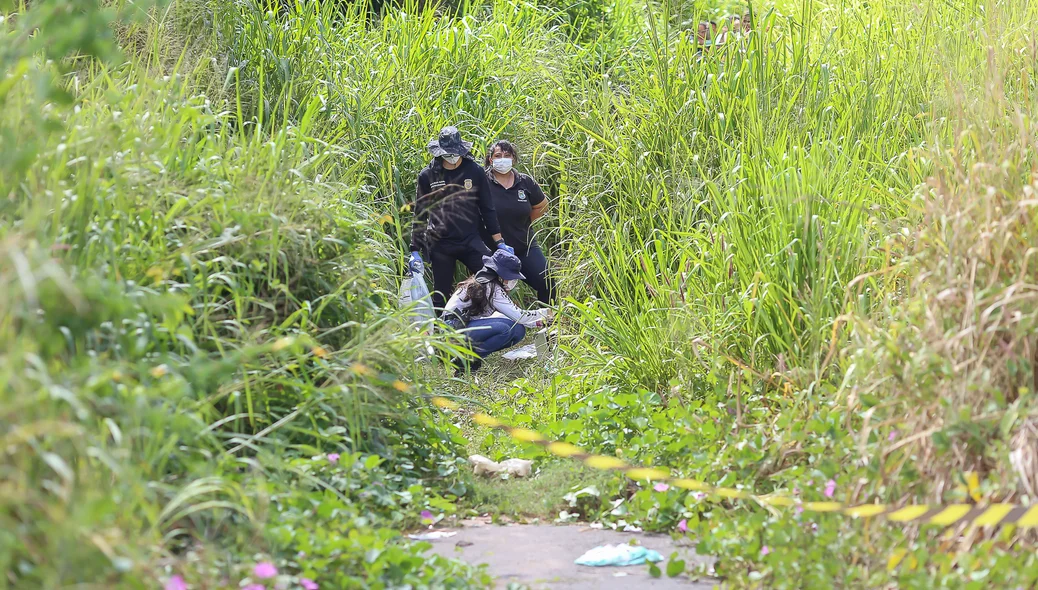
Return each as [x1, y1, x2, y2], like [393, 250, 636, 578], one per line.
[495, 241, 515, 255]
[535, 309, 554, 328]
[407, 251, 424, 275]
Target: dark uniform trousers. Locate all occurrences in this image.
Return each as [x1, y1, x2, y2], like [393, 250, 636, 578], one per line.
[516, 242, 554, 304]
[429, 236, 491, 312]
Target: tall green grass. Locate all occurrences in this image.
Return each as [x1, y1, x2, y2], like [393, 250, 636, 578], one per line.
[215, 0, 995, 385]
[2, 1, 480, 586]
[6, 0, 1038, 586]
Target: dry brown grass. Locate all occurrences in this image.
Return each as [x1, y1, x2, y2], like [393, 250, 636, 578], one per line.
[845, 44, 1038, 507]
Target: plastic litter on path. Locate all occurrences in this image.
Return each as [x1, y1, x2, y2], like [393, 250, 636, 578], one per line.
[408, 531, 457, 541]
[574, 544, 663, 567]
[469, 454, 533, 477]
[422, 523, 714, 589]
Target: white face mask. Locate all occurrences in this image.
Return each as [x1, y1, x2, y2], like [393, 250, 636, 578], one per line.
[503, 279, 519, 291]
[442, 155, 461, 165]
[492, 157, 513, 174]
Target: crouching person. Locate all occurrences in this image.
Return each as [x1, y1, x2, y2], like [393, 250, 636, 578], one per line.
[444, 249, 552, 374]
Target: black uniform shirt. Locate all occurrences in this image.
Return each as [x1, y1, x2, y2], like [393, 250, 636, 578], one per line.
[480, 170, 547, 255]
[410, 158, 501, 252]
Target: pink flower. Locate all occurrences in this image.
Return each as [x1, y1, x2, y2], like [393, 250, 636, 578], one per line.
[677, 519, 688, 533]
[165, 576, 187, 590]
[794, 504, 804, 515]
[420, 510, 434, 523]
[300, 578, 319, 590]
[653, 482, 670, 492]
[327, 453, 340, 464]
[823, 479, 836, 498]
[254, 562, 278, 579]
[691, 492, 706, 501]
[888, 430, 897, 442]
[243, 585, 266, 590]
[760, 546, 770, 556]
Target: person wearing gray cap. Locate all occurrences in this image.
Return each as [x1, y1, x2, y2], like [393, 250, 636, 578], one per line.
[443, 249, 553, 374]
[408, 126, 515, 312]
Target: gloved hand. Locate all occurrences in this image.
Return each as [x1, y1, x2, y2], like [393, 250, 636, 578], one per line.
[495, 241, 515, 255]
[407, 251, 424, 275]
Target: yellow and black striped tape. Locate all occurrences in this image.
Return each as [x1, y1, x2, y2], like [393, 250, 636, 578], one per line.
[349, 363, 1038, 530]
[428, 396, 1038, 529]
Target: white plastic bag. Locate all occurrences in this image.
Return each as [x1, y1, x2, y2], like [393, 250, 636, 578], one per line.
[399, 269, 435, 332]
[468, 454, 533, 478]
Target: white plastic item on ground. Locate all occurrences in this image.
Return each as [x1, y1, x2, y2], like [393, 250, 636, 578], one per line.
[501, 328, 553, 361]
[502, 343, 538, 360]
[573, 544, 663, 567]
[499, 458, 533, 477]
[469, 454, 533, 477]
[408, 531, 457, 541]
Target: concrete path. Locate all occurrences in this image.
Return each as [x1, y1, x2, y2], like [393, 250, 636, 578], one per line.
[423, 523, 717, 589]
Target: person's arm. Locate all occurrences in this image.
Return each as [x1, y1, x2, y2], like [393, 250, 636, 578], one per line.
[528, 177, 549, 221]
[409, 171, 431, 253]
[474, 169, 503, 243]
[490, 286, 548, 328]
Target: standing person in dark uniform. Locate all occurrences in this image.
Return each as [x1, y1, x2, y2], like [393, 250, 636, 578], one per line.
[409, 126, 514, 312]
[481, 140, 554, 304]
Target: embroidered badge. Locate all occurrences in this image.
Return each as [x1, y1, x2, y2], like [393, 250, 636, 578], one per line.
[464, 178, 473, 190]
[517, 190, 528, 202]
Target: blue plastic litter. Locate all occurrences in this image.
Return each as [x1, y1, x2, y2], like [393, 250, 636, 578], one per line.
[574, 544, 663, 567]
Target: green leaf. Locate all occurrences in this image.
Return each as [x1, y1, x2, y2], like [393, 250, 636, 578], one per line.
[1000, 405, 1019, 438]
[666, 558, 686, 577]
[648, 562, 662, 578]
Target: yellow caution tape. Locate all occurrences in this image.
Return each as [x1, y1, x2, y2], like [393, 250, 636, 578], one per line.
[434, 395, 1038, 529]
[351, 364, 1035, 529]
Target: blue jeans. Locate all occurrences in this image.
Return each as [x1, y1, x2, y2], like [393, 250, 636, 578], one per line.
[464, 318, 527, 357]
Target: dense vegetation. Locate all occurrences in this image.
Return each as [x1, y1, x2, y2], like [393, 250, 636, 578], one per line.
[3, 0, 1038, 588]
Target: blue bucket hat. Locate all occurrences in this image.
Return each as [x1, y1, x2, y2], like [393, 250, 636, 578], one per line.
[427, 126, 473, 158]
[480, 250, 525, 281]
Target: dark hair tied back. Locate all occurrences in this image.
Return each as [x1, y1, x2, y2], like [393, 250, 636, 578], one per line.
[454, 274, 501, 321]
[485, 140, 519, 167]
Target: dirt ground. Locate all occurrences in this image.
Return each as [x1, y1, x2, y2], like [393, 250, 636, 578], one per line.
[422, 523, 718, 589]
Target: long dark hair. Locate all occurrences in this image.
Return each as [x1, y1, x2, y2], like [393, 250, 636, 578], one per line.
[485, 140, 519, 167]
[455, 271, 503, 320]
